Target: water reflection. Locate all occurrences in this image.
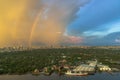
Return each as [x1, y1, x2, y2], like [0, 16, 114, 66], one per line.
[0, 72, 119, 80]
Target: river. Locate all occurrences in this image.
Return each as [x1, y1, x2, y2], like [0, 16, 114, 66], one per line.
[0, 72, 119, 80]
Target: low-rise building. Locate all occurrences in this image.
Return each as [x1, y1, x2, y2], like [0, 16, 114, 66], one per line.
[97, 64, 111, 71]
[73, 64, 95, 72]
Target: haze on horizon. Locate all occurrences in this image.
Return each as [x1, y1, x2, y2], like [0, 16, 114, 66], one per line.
[0, 0, 120, 47]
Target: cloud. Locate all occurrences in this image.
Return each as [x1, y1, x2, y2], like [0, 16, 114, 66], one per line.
[83, 32, 120, 46]
[83, 20, 120, 37]
[0, 0, 91, 47]
[64, 36, 83, 44]
[115, 39, 120, 43]
[0, 0, 29, 47]
[1, 0, 120, 46]
[67, 0, 120, 36]
[30, 0, 91, 46]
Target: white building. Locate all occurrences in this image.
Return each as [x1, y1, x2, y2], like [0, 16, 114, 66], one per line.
[97, 64, 111, 71]
[73, 64, 95, 72]
[88, 59, 98, 67]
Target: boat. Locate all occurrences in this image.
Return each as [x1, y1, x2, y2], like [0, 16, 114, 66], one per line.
[65, 70, 88, 76]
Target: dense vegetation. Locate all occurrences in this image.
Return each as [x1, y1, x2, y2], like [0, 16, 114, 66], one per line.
[0, 48, 120, 74]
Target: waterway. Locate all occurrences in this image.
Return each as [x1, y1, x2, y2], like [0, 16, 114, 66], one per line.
[0, 72, 119, 80]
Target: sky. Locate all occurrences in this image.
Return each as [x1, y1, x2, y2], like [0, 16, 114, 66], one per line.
[0, 0, 120, 47]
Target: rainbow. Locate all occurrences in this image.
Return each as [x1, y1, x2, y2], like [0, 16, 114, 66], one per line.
[29, 11, 42, 47]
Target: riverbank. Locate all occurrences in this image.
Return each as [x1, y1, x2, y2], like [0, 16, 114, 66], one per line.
[0, 72, 120, 80]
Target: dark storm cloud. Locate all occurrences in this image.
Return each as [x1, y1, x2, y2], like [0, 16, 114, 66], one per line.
[83, 32, 120, 46]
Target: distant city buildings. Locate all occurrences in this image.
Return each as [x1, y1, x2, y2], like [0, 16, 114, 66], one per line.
[0, 45, 29, 52]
